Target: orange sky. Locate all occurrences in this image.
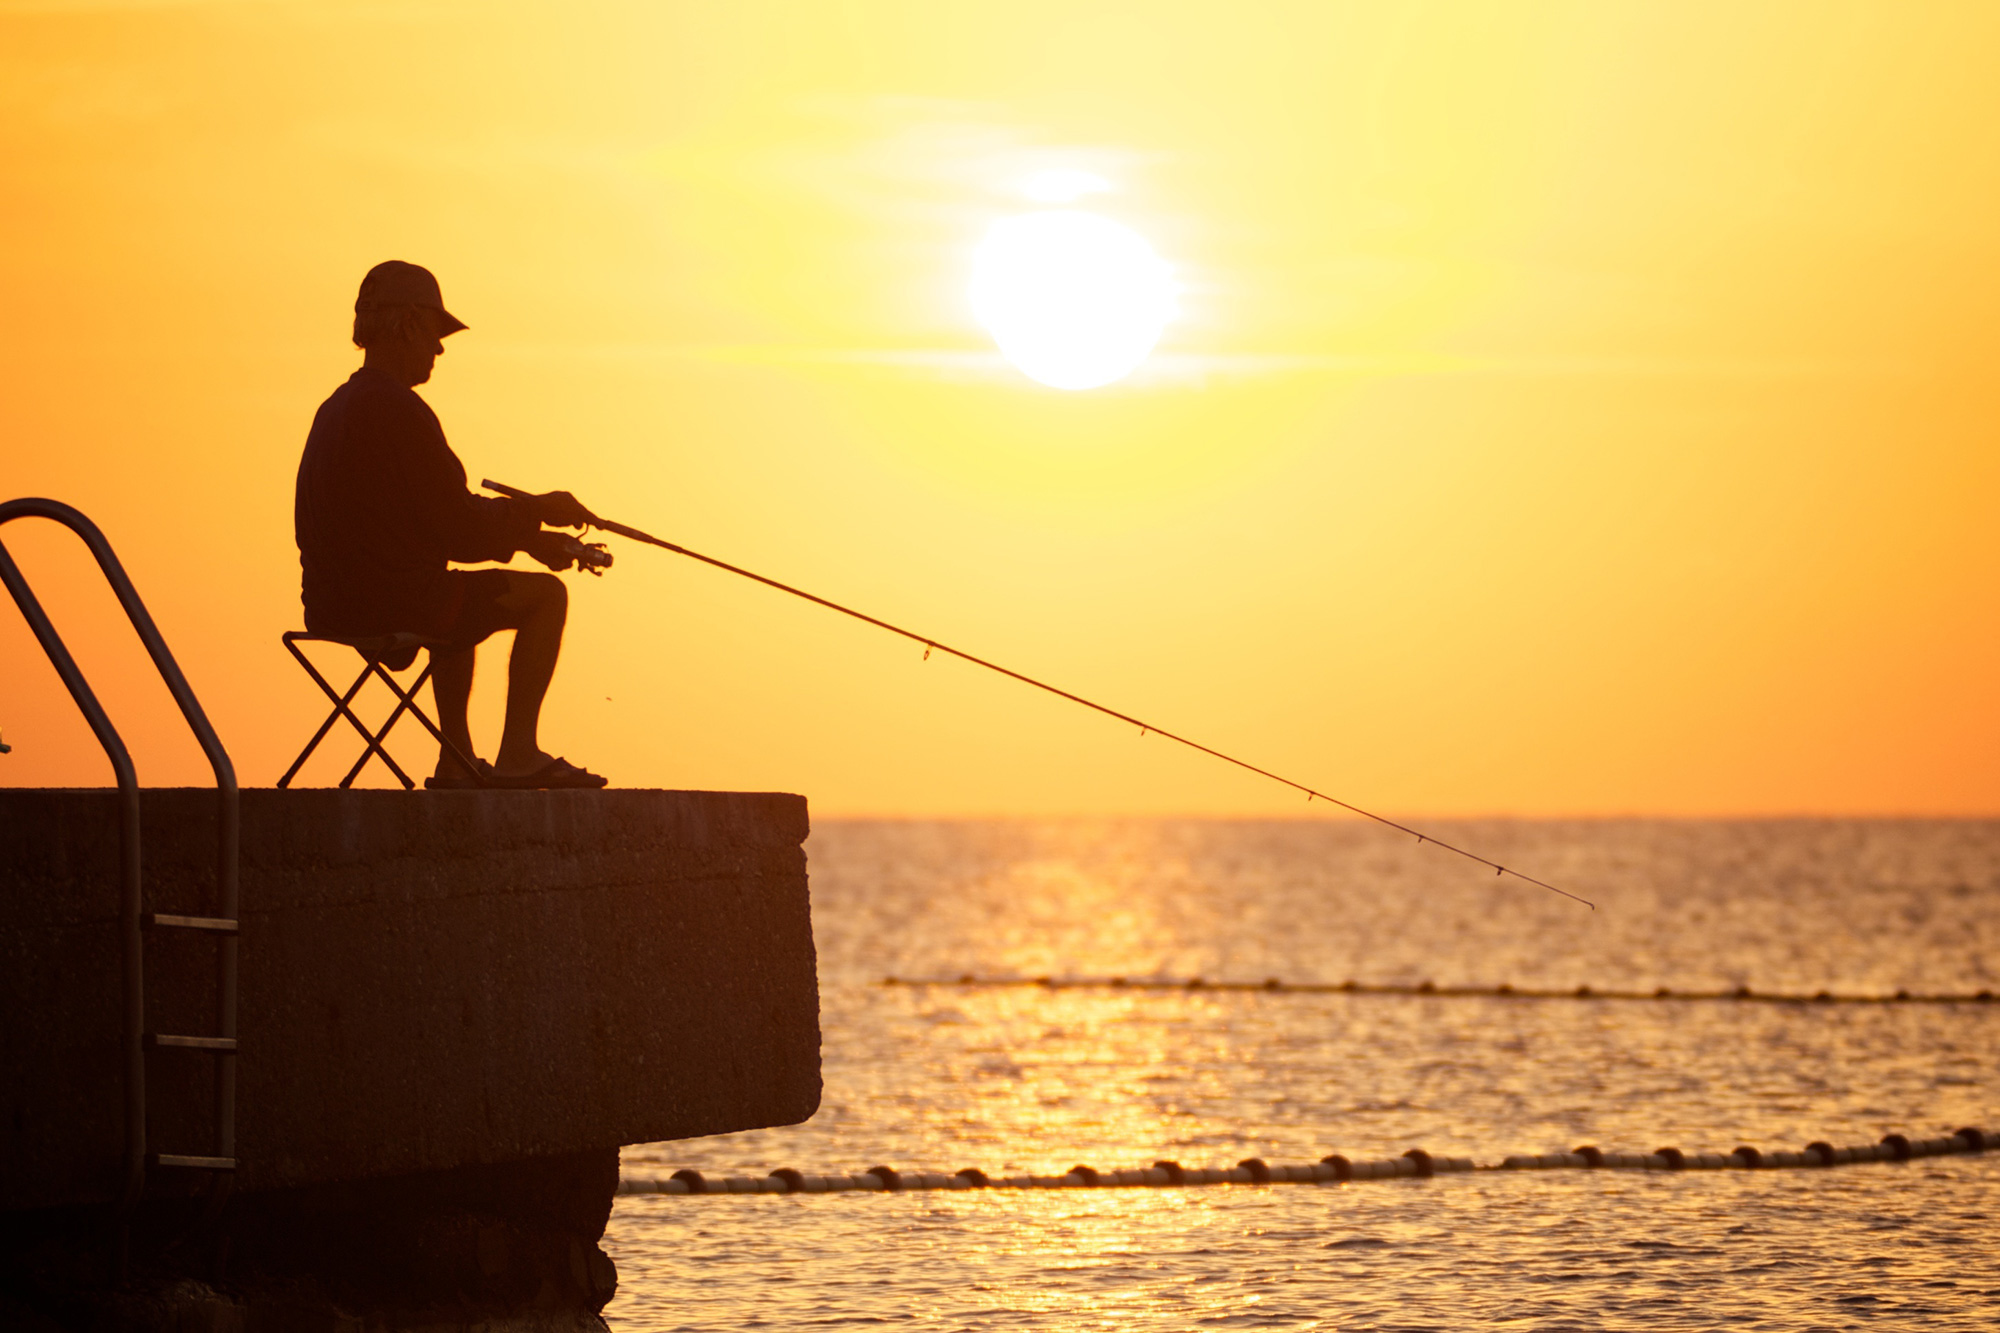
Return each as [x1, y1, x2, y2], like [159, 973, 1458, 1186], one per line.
[2, 1, 1995, 815]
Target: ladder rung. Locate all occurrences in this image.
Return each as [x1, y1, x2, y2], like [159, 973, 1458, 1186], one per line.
[145, 912, 238, 934]
[147, 1033, 237, 1053]
[152, 1153, 236, 1171]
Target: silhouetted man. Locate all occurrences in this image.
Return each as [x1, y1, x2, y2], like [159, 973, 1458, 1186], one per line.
[295, 260, 606, 789]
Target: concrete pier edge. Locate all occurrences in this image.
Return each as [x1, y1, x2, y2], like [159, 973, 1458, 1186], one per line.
[2, 787, 821, 1331]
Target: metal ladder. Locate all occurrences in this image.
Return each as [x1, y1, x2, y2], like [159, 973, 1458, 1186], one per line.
[0, 498, 240, 1235]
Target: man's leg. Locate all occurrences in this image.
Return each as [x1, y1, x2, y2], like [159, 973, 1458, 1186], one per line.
[491, 571, 568, 777]
[430, 645, 479, 780]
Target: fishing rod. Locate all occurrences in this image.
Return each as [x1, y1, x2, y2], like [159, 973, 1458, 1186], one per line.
[485, 479, 1593, 910]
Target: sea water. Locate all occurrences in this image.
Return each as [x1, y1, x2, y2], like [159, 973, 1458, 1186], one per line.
[606, 819, 2000, 1330]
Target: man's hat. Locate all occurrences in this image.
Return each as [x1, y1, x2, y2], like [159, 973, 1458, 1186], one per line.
[355, 260, 468, 334]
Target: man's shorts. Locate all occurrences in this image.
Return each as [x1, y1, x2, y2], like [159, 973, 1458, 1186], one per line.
[437, 569, 515, 652]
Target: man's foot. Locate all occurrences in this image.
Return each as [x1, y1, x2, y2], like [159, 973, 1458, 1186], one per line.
[425, 753, 490, 789]
[484, 756, 607, 789]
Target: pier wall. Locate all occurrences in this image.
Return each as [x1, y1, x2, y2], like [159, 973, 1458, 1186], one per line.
[1, 788, 821, 1211]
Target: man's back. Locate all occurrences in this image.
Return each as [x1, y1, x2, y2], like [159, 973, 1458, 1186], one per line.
[295, 366, 531, 637]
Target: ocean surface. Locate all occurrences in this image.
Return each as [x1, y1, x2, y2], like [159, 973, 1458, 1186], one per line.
[605, 819, 2000, 1330]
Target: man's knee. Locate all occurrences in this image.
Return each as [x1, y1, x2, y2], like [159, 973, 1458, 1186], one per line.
[529, 570, 567, 613]
[500, 570, 567, 618]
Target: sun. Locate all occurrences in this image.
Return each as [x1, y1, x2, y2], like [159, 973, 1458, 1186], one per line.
[969, 210, 1178, 391]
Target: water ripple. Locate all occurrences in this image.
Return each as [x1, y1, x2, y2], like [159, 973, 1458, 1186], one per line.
[608, 820, 2000, 1331]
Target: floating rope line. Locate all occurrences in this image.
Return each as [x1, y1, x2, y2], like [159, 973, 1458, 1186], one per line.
[484, 478, 1590, 910]
[620, 1128, 1991, 1197]
[880, 975, 2000, 1005]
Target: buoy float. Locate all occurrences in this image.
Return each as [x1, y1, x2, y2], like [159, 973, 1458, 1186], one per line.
[617, 1126, 1990, 1199]
[877, 974, 1999, 1004]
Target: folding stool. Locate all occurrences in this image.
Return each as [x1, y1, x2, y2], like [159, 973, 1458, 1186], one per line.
[277, 631, 481, 789]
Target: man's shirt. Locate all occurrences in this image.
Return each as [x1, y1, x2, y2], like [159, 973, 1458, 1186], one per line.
[295, 366, 537, 637]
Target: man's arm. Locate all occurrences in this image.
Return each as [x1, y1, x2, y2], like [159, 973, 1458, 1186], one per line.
[390, 393, 599, 567]
[408, 438, 557, 567]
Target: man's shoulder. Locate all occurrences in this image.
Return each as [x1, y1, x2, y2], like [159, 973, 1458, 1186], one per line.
[316, 369, 441, 434]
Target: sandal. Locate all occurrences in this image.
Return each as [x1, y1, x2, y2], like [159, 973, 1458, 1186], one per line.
[423, 759, 492, 790]
[485, 756, 608, 790]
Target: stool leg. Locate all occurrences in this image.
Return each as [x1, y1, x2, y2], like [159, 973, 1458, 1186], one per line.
[337, 661, 421, 790]
[336, 658, 480, 788]
[281, 636, 392, 789]
[283, 634, 489, 791]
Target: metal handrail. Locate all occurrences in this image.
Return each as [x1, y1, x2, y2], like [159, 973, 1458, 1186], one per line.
[0, 498, 239, 1217]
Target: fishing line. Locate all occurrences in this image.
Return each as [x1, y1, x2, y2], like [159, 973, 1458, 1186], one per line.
[485, 479, 1592, 909]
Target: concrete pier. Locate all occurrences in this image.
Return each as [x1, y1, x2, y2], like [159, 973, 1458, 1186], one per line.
[0, 788, 819, 1329]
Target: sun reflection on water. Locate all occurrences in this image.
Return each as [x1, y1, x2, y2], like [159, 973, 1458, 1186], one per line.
[609, 820, 2000, 1330]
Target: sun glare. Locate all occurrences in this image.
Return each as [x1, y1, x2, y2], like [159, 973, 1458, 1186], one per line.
[970, 210, 1177, 391]
[1021, 168, 1112, 204]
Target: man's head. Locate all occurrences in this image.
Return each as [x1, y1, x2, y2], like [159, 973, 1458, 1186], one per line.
[353, 261, 466, 387]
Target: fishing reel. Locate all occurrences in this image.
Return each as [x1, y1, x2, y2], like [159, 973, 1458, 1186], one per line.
[554, 533, 614, 576]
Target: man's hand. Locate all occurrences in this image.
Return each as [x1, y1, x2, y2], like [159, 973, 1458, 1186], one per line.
[535, 490, 594, 528]
[525, 528, 580, 572]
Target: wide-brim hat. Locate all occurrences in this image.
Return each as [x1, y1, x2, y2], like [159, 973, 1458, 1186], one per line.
[355, 260, 468, 334]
